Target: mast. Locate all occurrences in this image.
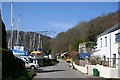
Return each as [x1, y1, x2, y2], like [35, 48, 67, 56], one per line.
[29, 32, 32, 50]
[33, 33, 35, 49]
[16, 15, 20, 45]
[8, 38, 10, 48]
[40, 38, 42, 49]
[38, 34, 41, 48]
[10, 2, 14, 49]
[23, 32, 26, 50]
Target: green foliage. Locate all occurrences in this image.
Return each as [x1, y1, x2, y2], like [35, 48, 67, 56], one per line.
[2, 49, 36, 80]
[70, 41, 80, 51]
[70, 38, 86, 51]
[2, 49, 26, 79]
[27, 70, 36, 79]
[43, 59, 59, 66]
[3, 69, 36, 80]
[2, 49, 16, 72]
[85, 41, 96, 48]
[79, 57, 85, 60]
[2, 19, 7, 49]
[47, 49, 51, 54]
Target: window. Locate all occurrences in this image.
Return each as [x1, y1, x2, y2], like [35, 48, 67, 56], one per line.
[102, 55, 106, 61]
[100, 38, 102, 47]
[105, 37, 107, 47]
[113, 54, 116, 67]
[34, 49, 37, 51]
[115, 33, 120, 42]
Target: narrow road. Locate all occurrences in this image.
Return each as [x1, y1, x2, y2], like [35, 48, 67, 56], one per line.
[33, 59, 88, 79]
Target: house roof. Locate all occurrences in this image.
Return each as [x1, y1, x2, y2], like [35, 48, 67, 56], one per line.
[98, 23, 120, 37]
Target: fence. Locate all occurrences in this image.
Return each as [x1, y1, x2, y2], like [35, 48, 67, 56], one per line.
[88, 57, 120, 68]
[107, 58, 120, 68]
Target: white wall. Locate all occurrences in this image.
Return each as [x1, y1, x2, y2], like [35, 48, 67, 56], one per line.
[110, 30, 119, 67]
[87, 64, 119, 78]
[73, 63, 87, 74]
[73, 63, 120, 78]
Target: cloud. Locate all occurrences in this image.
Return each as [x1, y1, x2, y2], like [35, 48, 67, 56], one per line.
[48, 21, 74, 32]
[37, 21, 75, 38]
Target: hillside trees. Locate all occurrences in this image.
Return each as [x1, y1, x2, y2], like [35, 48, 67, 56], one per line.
[6, 31, 51, 52]
[51, 11, 120, 54]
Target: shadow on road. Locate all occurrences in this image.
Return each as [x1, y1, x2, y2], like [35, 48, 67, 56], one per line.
[35, 69, 67, 73]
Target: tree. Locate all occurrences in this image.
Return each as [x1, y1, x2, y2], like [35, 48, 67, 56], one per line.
[1, 14, 7, 49]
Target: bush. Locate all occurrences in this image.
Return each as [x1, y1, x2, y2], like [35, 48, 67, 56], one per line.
[74, 59, 79, 65]
[2, 19, 8, 49]
[2, 49, 16, 73]
[39, 58, 59, 66]
[2, 49, 26, 79]
[79, 57, 85, 60]
[2, 49, 25, 72]
[3, 69, 36, 80]
[89, 55, 102, 65]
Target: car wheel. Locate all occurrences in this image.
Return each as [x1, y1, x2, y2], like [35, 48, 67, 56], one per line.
[30, 66, 35, 70]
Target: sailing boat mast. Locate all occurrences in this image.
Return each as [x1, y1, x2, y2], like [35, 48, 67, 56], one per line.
[16, 15, 20, 46]
[10, 2, 14, 49]
[33, 33, 36, 49]
[29, 33, 32, 50]
[38, 34, 41, 48]
[40, 37, 42, 49]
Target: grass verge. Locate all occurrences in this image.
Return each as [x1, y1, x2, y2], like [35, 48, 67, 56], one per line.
[2, 69, 36, 80]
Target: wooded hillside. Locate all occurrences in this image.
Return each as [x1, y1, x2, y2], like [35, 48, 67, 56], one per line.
[6, 30, 52, 53]
[51, 11, 120, 54]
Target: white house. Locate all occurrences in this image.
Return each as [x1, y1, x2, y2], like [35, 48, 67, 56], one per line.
[79, 42, 87, 53]
[73, 24, 120, 78]
[93, 24, 120, 68]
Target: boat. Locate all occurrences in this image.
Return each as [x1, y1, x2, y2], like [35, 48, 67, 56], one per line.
[8, 2, 29, 57]
[30, 48, 44, 59]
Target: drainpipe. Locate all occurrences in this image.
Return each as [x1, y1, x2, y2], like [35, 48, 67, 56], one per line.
[118, 24, 120, 77]
[109, 33, 111, 67]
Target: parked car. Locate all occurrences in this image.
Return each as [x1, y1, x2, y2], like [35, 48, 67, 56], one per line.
[19, 56, 39, 69]
[66, 57, 72, 63]
[25, 60, 39, 69]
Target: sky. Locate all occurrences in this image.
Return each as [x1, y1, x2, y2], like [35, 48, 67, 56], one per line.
[2, 2, 118, 38]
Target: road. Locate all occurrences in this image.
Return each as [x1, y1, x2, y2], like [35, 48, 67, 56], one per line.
[33, 59, 89, 79]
